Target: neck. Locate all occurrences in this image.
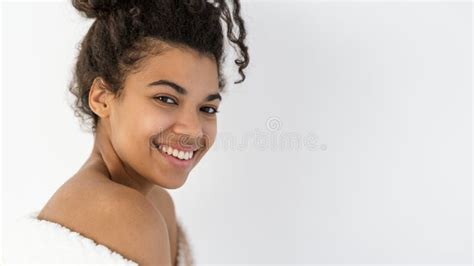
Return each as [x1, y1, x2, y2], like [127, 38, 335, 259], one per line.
[81, 123, 155, 197]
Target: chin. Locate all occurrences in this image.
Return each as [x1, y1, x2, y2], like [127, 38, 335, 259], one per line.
[159, 174, 189, 190]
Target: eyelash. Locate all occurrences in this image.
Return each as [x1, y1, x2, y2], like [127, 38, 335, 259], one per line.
[154, 96, 219, 115]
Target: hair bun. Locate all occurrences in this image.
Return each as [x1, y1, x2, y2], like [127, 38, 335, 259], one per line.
[72, 0, 119, 19]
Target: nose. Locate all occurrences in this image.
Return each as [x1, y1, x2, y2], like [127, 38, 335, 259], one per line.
[172, 109, 204, 146]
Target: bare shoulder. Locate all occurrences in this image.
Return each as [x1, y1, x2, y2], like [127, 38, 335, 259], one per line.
[147, 185, 176, 223]
[38, 176, 172, 266]
[146, 185, 178, 266]
[96, 186, 172, 265]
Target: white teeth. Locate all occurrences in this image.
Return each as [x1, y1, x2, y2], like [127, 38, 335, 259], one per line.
[158, 144, 194, 161]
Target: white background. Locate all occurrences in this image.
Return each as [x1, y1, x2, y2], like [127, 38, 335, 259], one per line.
[1, 0, 472, 265]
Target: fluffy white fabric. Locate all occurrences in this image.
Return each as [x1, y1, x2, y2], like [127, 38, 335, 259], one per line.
[3, 210, 194, 265]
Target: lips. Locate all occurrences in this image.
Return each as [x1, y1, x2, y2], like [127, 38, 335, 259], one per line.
[158, 144, 195, 160]
[153, 143, 199, 168]
[154, 142, 200, 152]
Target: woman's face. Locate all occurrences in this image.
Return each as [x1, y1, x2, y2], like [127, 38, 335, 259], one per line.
[104, 45, 220, 189]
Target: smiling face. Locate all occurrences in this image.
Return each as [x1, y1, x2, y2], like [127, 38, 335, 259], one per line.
[92, 43, 221, 190]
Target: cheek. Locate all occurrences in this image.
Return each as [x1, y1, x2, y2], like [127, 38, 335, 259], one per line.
[113, 101, 175, 148]
[139, 107, 176, 133]
[109, 102, 144, 155]
[203, 121, 218, 148]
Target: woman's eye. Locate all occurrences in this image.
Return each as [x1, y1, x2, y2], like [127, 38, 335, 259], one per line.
[201, 106, 219, 115]
[154, 96, 217, 115]
[154, 96, 177, 105]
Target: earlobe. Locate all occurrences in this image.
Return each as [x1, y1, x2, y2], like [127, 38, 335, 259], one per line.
[89, 77, 112, 118]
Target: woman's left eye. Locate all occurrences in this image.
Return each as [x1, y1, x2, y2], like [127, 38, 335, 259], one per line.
[201, 106, 219, 115]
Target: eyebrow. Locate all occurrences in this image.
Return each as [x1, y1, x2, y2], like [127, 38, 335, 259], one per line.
[147, 79, 222, 102]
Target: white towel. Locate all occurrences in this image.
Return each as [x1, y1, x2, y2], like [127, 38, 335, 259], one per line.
[2, 210, 194, 265]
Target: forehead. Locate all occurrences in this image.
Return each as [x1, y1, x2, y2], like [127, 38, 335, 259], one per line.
[132, 45, 219, 91]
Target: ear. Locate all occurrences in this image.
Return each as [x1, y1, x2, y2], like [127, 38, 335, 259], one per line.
[89, 77, 115, 118]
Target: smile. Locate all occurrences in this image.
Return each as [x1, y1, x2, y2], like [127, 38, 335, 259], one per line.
[153, 143, 201, 169]
[157, 144, 195, 161]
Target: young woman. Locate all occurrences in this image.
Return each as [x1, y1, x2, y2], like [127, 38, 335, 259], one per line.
[33, 0, 249, 265]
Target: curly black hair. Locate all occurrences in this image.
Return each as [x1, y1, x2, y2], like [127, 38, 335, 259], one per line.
[68, 0, 249, 133]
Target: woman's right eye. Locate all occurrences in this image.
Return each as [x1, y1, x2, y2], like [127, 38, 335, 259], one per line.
[154, 96, 177, 105]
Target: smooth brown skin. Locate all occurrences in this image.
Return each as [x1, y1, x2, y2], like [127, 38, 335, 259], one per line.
[38, 43, 220, 266]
